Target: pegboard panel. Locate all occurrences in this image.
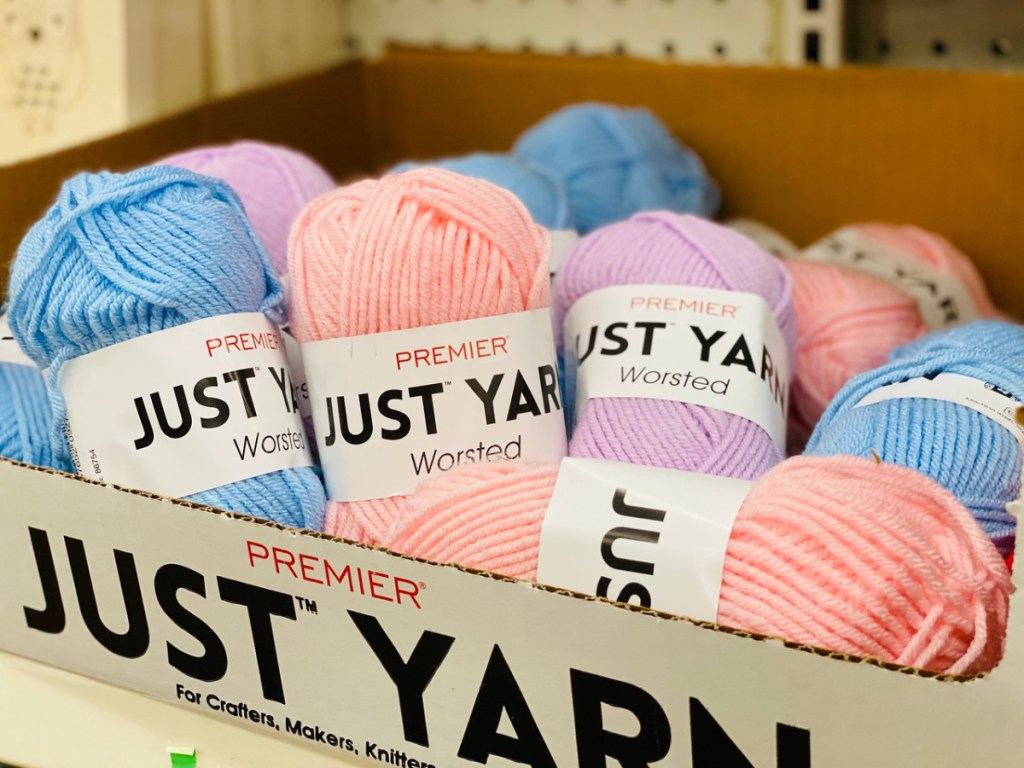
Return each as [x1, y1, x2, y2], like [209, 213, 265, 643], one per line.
[0, 0, 206, 166]
[778, 0, 845, 66]
[207, 0, 352, 97]
[347, 0, 781, 65]
[848, 0, 1024, 70]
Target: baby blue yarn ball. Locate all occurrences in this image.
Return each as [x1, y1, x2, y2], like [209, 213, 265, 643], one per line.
[392, 152, 574, 232]
[805, 320, 1024, 559]
[512, 102, 720, 234]
[0, 360, 65, 469]
[888, 319, 1018, 362]
[7, 167, 326, 530]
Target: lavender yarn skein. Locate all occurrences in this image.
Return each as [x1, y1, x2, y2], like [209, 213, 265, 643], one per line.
[159, 141, 335, 277]
[553, 213, 795, 479]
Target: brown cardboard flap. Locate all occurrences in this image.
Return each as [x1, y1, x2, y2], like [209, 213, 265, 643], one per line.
[370, 48, 1024, 316]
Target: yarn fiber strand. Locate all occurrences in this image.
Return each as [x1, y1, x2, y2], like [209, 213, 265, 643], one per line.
[8, 167, 326, 530]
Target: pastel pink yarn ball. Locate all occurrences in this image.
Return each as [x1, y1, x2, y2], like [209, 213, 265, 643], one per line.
[385, 456, 1010, 675]
[287, 167, 551, 544]
[857, 224, 996, 316]
[787, 224, 997, 451]
[159, 140, 335, 276]
[785, 259, 927, 452]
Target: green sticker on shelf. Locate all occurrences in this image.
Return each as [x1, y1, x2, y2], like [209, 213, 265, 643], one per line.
[168, 747, 196, 767]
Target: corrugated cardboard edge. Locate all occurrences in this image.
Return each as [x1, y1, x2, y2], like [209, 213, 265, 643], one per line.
[0, 455, 994, 685]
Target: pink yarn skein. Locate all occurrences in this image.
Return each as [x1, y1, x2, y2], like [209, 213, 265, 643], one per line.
[787, 224, 997, 451]
[385, 456, 1010, 675]
[288, 168, 551, 544]
[159, 140, 335, 276]
[554, 213, 795, 479]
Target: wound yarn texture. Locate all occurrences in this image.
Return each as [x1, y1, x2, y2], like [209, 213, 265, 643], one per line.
[553, 212, 794, 479]
[7, 167, 326, 529]
[391, 153, 574, 232]
[513, 103, 719, 234]
[787, 223, 997, 452]
[0, 361, 62, 469]
[384, 455, 1009, 676]
[159, 140, 335, 277]
[287, 167, 551, 544]
[805, 320, 1023, 560]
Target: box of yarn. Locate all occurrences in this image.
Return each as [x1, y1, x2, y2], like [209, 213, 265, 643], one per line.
[1, 47, 1024, 768]
[3, 456, 1022, 767]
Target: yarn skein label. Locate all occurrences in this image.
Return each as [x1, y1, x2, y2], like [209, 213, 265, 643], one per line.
[726, 219, 798, 259]
[853, 372, 1024, 452]
[537, 457, 749, 621]
[58, 313, 314, 498]
[280, 326, 312, 420]
[0, 313, 35, 368]
[302, 309, 568, 502]
[798, 227, 980, 330]
[563, 285, 790, 450]
[548, 229, 579, 276]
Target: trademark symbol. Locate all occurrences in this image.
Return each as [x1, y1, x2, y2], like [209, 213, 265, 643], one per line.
[418, 581, 427, 590]
[444, 381, 452, 387]
[294, 595, 318, 614]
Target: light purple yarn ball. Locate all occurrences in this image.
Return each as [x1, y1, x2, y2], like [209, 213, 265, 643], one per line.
[553, 212, 795, 480]
[159, 140, 335, 277]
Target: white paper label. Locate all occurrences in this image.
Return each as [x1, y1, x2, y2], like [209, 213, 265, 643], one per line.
[799, 227, 979, 330]
[853, 372, 1024, 452]
[303, 309, 568, 501]
[727, 218, 798, 258]
[563, 285, 790, 450]
[280, 326, 312, 420]
[537, 458, 748, 621]
[548, 229, 580, 276]
[0, 313, 35, 368]
[58, 313, 314, 497]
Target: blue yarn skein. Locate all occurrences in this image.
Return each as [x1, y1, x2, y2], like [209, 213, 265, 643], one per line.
[888, 319, 1018, 363]
[7, 167, 326, 530]
[805, 320, 1024, 560]
[512, 102, 720, 235]
[0, 361, 62, 469]
[391, 153, 574, 231]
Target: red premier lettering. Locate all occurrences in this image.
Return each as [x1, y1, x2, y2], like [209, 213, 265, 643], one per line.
[629, 296, 738, 318]
[395, 337, 509, 370]
[245, 541, 422, 608]
[206, 331, 283, 358]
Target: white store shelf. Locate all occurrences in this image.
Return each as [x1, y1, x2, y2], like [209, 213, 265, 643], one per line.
[0, 651, 358, 767]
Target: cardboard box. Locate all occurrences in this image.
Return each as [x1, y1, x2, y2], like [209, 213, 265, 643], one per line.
[2, 49, 1024, 766]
